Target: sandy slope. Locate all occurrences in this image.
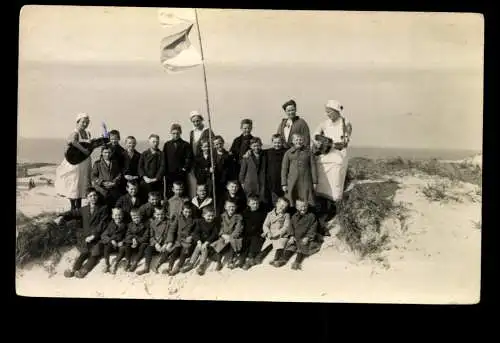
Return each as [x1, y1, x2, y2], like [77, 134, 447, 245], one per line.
[15, 165, 481, 304]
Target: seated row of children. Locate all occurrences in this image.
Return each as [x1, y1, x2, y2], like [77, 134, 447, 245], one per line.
[55, 179, 321, 279]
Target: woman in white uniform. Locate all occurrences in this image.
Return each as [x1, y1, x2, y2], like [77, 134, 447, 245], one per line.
[313, 100, 352, 210]
[55, 113, 93, 210]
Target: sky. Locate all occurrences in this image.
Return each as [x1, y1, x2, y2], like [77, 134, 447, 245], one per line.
[17, 6, 484, 150]
[19, 6, 484, 68]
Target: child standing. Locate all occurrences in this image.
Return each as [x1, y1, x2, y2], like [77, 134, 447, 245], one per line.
[108, 129, 126, 173]
[210, 200, 244, 271]
[193, 140, 215, 197]
[182, 206, 219, 275]
[213, 135, 233, 201]
[98, 208, 128, 273]
[240, 196, 268, 270]
[239, 137, 268, 209]
[113, 209, 149, 274]
[276, 199, 319, 270]
[92, 146, 122, 207]
[265, 134, 288, 205]
[55, 188, 110, 279]
[261, 197, 291, 266]
[167, 181, 190, 221]
[162, 202, 196, 275]
[115, 180, 143, 223]
[229, 119, 254, 179]
[121, 136, 141, 193]
[217, 180, 247, 216]
[191, 184, 213, 219]
[163, 124, 193, 199]
[136, 207, 173, 275]
[138, 134, 165, 202]
[281, 133, 318, 209]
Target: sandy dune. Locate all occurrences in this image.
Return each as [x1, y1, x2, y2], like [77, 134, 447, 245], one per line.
[15, 164, 481, 304]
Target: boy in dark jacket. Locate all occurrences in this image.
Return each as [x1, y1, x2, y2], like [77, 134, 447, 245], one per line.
[138, 191, 164, 222]
[163, 124, 193, 199]
[213, 135, 233, 202]
[121, 136, 141, 193]
[193, 140, 215, 196]
[275, 199, 319, 270]
[136, 207, 172, 275]
[54, 188, 110, 279]
[99, 208, 128, 273]
[113, 209, 149, 274]
[138, 134, 165, 202]
[239, 196, 268, 270]
[162, 202, 196, 275]
[108, 130, 126, 173]
[239, 137, 268, 209]
[265, 134, 288, 205]
[115, 180, 143, 223]
[229, 119, 254, 179]
[217, 180, 247, 216]
[210, 199, 244, 271]
[182, 206, 219, 275]
[92, 146, 122, 207]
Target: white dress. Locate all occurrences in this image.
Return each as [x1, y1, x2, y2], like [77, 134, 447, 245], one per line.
[314, 117, 351, 202]
[55, 129, 93, 199]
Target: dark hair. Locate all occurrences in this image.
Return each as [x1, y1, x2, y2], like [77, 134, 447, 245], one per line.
[148, 191, 161, 198]
[282, 99, 297, 111]
[213, 135, 224, 143]
[271, 133, 282, 141]
[249, 137, 262, 146]
[276, 197, 290, 207]
[86, 187, 98, 196]
[127, 180, 139, 188]
[149, 133, 160, 140]
[130, 208, 141, 215]
[247, 195, 260, 203]
[109, 130, 120, 139]
[172, 181, 184, 188]
[170, 123, 182, 133]
[226, 180, 239, 187]
[182, 201, 193, 212]
[225, 199, 237, 206]
[153, 206, 165, 213]
[241, 119, 253, 127]
[196, 183, 207, 190]
[202, 206, 215, 215]
[125, 135, 136, 142]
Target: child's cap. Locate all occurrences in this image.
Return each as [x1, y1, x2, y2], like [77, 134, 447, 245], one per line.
[171, 123, 182, 133]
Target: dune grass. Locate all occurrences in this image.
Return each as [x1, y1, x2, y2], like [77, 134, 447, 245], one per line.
[16, 211, 79, 267]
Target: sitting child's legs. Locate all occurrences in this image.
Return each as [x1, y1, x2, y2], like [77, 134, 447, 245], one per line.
[136, 245, 154, 275]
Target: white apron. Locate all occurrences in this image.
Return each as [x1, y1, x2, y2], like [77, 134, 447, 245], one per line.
[55, 130, 92, 199]
[314, 118, 350, 202]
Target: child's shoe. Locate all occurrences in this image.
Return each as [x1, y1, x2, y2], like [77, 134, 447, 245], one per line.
[215, 261, 223, 271]
[75, 268, 89, 278]
[136, 267, 149, 276]
[181, 263, 194, 273]
[64, 269, 75, 278]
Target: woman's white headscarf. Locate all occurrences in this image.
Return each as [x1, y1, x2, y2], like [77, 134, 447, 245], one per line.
[189, 110, 204, 121]
[76, 112, 90, 123]
[326, 100, 343, 114]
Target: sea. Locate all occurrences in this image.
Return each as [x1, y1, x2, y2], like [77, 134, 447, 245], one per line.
[16, 137, 480, 165]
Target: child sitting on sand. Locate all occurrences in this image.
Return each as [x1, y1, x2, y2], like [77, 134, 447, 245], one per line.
[113, 208, 149, 274]
[261, 197, 291, 266]
[276, 199, 319, 270]
[162, 202, 196, 276]
[99, 207, 128, 273]
[211, 199, 244, 271]
[115, 180, 143, 223]
[136, 207, 173, 275]
[167, 181, 190, 221]
[182, 206, 219, 275]
[239, 195, 268, 270]
[191, 183, 213, 219]
[54, 188, 110, 279]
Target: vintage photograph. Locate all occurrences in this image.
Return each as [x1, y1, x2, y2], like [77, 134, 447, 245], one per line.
[16, 6, 483, 303]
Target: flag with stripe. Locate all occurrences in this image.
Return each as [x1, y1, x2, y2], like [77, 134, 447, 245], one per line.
[159, 9, 203, 73]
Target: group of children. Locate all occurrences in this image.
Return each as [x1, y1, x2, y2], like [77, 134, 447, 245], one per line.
[55, 181, 320, 278]
[56, 118, 326, 278]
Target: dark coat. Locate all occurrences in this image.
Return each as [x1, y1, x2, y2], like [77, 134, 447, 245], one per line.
[61, 204, 110, 248]
[265, 147, 287, 196]
[214, 149, 233, 191]
[229, 134, 253, 178]
[276, 116, 311, 149]
[191, 196, 214, 219]
[239, 151, 268, 204]
[115, 194, 144, 222]
[91, 159, 122, 200]
[108, 144, 126, 172]
[122, 149, 141, 179]
[242, 208, 267, 238]
[163, 138, 193, 180]
[148, 219, 170, 246]
[286, 211, 319, 255]
[193, 153, 213, 188]
[192, 218, 219, 243]
[217, 190, 247, 216]
[281, 146, 317, 207]
[138, 148, 165, 180]
[167, 215, 196, 248]
[137, 202, 167, 222]
[167, 195, 190, 221]
[211, 212, 244, 252]
[123, 222, 150, 245]
[190, 128, 215, 159]
[100, 221, 128, 244]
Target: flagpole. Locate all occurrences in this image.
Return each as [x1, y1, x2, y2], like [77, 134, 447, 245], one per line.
[194, 8, 218, 214]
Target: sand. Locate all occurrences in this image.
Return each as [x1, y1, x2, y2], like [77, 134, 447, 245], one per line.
[15, 162, 482, 304]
